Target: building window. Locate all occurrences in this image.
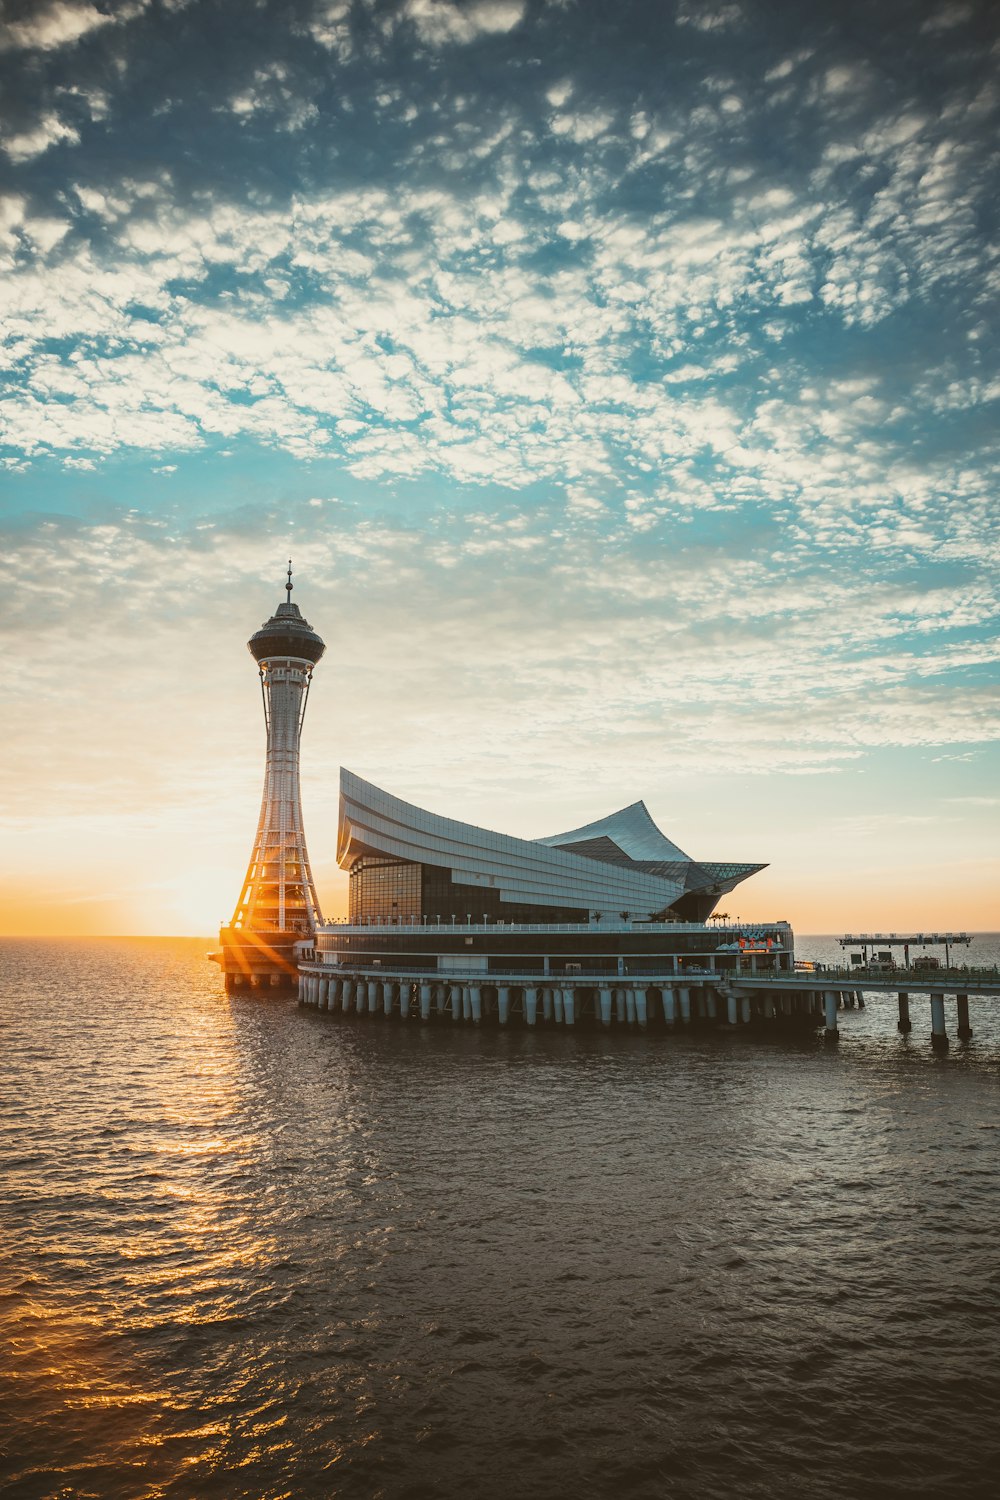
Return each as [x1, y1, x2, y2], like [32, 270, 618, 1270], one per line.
[349, 858, 422, 922]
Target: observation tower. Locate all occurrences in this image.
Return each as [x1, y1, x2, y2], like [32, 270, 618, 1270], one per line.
[219, 564, 325, 988]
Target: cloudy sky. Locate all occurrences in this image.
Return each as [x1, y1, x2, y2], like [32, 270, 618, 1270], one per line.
[1, 0, 998, 936]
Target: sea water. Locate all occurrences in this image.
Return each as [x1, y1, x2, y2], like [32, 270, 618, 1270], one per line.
[2, 935, 998, 1498]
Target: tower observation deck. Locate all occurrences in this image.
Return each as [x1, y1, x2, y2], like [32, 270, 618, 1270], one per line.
[219, 564, 325, 988]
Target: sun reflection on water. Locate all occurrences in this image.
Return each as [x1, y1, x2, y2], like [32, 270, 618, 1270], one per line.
[0, 939, 329, 1496]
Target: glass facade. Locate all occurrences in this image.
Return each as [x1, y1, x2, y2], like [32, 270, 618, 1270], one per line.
[349, 858, 589, 925]
[349, 858, 423, 923]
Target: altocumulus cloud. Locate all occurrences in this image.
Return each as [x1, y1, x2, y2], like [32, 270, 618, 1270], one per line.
[0, 0, 998, 915]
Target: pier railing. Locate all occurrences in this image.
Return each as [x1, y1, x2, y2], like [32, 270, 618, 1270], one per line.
[315, 919, 792, 936]
[806, 963, 1000, 981]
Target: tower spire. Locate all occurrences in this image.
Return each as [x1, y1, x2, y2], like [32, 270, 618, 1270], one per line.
[286, 559, 293, 602]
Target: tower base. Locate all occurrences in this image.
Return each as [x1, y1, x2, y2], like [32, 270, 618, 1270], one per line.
[216, 926, 307, 991]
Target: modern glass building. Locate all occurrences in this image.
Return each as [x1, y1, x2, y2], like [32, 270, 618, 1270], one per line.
[294, 771, 793, 1026]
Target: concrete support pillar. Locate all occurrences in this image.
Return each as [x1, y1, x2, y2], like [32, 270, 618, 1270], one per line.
[450, 985, 462, 1022]
[470, 986, 482, 1024]
[956, 994, 972, 1040]
[740, 997, 751, 1025]
[400, 982, 411, 1019]
[420, 983, 432, 1022]
[297, 974, 305, 1001]
[824, 990, 839, 1039]
[563, 989, 575, 1026]
[705, 992, 717, 1021]
[343, 979, 354, 1013]
[727, 993, 738, 1026]
[930, 994, 948, 1050]
[625, 990, 636, 1025]
[635, 990, 647, 1029]
[367, 981, 379, 1015]
[543, 989, 554, 1023]
[524, 987, 538, 1026]
[897, 992, 911, 1034]
[384, 983, 394, 1017]
[679, 987, 691, 1023]
[462, 986, 472, 1022]
[553, 989, 564, 1024]
[355, 980, 365, 1014]
[615, 989, 626, 1024]
[600, 988, 613, 1027]
[662, 988, 676, 1026]
[498, 986, 511, 1026]
[435, 985, 447, 1017]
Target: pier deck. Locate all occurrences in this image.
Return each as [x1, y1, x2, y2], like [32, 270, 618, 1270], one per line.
[294, 959, 1000, 1049]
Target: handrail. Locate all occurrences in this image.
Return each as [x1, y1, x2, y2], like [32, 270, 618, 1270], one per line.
[298, 962, 792, 984]
[298, 959, 1000, 986]
[312, 919, 792, 936]
[800, 963, 999, 979]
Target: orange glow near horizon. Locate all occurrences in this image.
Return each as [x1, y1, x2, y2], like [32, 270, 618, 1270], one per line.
[1, 863, 996, 938]
[1, 725, 996, 941]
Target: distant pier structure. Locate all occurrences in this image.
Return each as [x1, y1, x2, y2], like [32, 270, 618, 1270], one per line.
[840, 932, 972, 969]
[218, 564, 325, 989]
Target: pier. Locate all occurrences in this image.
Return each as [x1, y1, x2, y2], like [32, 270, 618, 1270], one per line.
[838, 931, 972, 969]
[725, 967, 999, 1049]
[293, 949, 1000, 1049]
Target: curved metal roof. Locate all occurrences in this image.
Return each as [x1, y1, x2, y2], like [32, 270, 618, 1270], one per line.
[337, 771, 765, 920]
[537, 801, 691, 862]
